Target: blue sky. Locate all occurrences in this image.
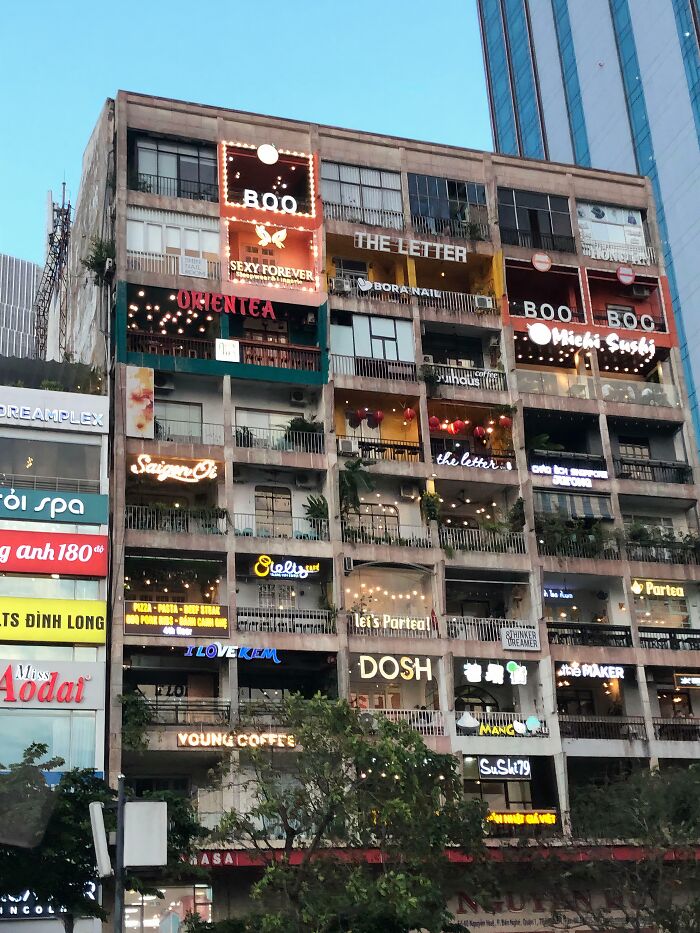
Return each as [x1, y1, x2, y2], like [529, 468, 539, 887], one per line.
[0, 0, 492, 265]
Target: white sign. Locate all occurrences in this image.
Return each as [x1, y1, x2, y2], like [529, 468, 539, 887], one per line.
[530, 463, 608, 488]
[0, 387, 109, 434]
[519, 300, 574, 323]
[215, 338, 240, 362]
[557, 662, 625, 679]
[617, 264, 636, 285]
[0, 660, 105, 709]
[463, 660, 528, 685]
[229, 259, 315, 285]
[353, 613, 431, 634]
[500, 627, 540, 652]
[606, 306, 658, 332]
[527, 322, 656, 359]
[435, 368, 503, 389]
[353, 232, 468, 263]
[531, 252, 552, 272]
[178, 255, 209, 279]
[435, 451, 513, 470]
[544, 587, 574, 600]
[359, 655, 432, 681]
[477, 756, 531, 779]
[243, 188, 298, 214]
[356, 278, 443, 300]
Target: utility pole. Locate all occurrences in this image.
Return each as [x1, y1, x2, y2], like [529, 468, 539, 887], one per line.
[114, 774, 126, 933]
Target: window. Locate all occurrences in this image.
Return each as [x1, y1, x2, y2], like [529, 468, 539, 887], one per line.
[126, 210, 219, 260]
[333, 257, 367, 281]
[0, 437, 101, 489]
[618, 436, 651, 460]
[497, 188, 574, 251]
[258, 582, 297, 611]
[154, 400, 203, 442]
[321, 161, 403, 228]
[330, 314, 414, 363]
[634, 592, 689, 628]
[557, 688, 595, 716]
[463, 757, 534, 809]
[623, 514, 674, 535]
[0, 710, 96, 770]
[255, 486, 292, 536]
[133, 137, 217, 201]
[346, 503, 399, 539]
[408, 174, 487, 235]
[125, 887, 212, 933]
[0, 575, 100, 600]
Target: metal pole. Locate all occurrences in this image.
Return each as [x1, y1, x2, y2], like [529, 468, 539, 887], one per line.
[114, 774, 126, 933]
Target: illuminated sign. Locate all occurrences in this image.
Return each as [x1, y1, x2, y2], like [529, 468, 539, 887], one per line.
[221, 141, 315, 220]
[500, 627, 540, 652]
[352, 613, 431, 634]
[434, 451, 513, 471]
[176, 290, 277, 319]
[557, 662, 625, 679]
[229, 257, 315, 287]
[674, 673, 700, 689]
[435, 368, 501, 389]
[356, 278, 442, 300]
[256, 224, 288, 248]
[530, 463, 608, 488]
[0, 885, 96, 919]
[631, 579, 685, 598]
[184, 643, 281, 664]
[124, 601, 229, 638]
[246, 191, 298, 214]
[0, 387, 108, 434]
[353, 232, 469, 262]
[517, 300, 575, 323]
[0, 531, 107, 576]
[177, 731, 297, 749]
[359, 655, 433, 681]
[477, 756, 531, 780]
[254, 555, 320, 580]
[0, 488, 108, 524]
[544, 587, 574, 600]
[486, 809, 557, 827]
[527, 321, 656, 359]
[0, 660, 104, 709]
[463, 660, 528, 685]
[129, 454, 218, 483]
[457, 712, 543, 736]
[606, 307, 658, 333]
[0, 598, 106, 644]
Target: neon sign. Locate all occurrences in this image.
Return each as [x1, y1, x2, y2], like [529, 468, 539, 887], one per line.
[631, 579, 685, 598]
[359, 655, 432, 681]
[129, 454, 218, 483]
[177, 731, 297, 749]
[124, 601, 228, 638]
[456, 712, 543, 736]
[356, 278, 442, 300]
[527, 321, 656, 359]
[246, 191, 298, 214]
[557, 662, 625, 679]
[353, 232, 469, 263]
[352, 613, 431, 634]
[184, 643, 281, 664]
[229, 258, 315, 286]
[254, 555, 319, 580]
[486, 810, 556, 827]
[463, 660, 527, 685]
[435, 451, 513, 470]
[478, 756, 531, 779]
[176, 290, 276, 319]
[530, 463, 608, 488]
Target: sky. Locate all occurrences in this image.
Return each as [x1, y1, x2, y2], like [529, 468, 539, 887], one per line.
[0, 0, 492, 266]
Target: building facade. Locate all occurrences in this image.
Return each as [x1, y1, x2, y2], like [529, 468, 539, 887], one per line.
[476, 0, 700, 445]
[64, 90, 700, 927]
[0, 253, 40, 358]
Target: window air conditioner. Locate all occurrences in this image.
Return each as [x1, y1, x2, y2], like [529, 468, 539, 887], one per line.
[422, 354, 434, 364]
[400, 483, 420, 500]
[475, 295, 494, 310]
[631, 285, 652, 298]
[338, 438, 360, 456]
[290, 389, 306, 407]
[330, 277, 352, 295]
[343, 557, 354, 574]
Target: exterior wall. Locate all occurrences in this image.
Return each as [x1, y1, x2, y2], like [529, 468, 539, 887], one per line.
[0, 253, 39, 358]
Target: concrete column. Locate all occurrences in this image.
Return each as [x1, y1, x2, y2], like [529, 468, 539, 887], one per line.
[635, 662, 657, 768]
[438, 652, 455, 715]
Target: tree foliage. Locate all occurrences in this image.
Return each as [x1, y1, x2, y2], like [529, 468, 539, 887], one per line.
[338, 458, 374, 516]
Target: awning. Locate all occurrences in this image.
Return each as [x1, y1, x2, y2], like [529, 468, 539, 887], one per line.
[534, 490, 613, 520]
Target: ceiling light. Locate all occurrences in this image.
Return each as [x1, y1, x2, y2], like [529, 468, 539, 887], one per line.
[257, 143, 279, 165]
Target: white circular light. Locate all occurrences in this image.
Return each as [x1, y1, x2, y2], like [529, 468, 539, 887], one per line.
[257, 143, 279, 165]
[528, 322, 552, 347]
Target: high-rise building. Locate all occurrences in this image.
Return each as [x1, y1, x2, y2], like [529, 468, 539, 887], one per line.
[61, 90, 700, 923]
[477, 0, 700, 440]
[0, 253, 40, 358]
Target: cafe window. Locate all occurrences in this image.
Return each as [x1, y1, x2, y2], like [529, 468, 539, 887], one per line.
[154, 400, 203, 441]
[634, 592, 689, 628]
[320, 161, 403, 227]
[0, 710, 95, 770]
[557, 688, 595, 716]
[463, 758, 533, 809]
[346, 503, 399, 538]
[618, 437, 651, 460]
[125, 886, 212, 933]
[0, 437, 101, 487]
[657, 689, 693, 718]
[408, 173, 486, 223]
[258, 582, 297, 611]
[332, 314, 415, 363]
[255, 485, 292, 536]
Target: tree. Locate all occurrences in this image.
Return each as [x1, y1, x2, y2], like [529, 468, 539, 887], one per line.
[213, 695, 491, 933]
[338, 457, 374, 517]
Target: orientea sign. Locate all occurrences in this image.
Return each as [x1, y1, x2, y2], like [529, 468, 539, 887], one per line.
[0, 531, 108, 576]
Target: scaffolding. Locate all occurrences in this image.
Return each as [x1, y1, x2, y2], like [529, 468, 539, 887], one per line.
[33, 184, 71, 359]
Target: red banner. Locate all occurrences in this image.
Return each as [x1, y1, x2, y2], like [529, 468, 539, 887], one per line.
[0, 531, 108, 577]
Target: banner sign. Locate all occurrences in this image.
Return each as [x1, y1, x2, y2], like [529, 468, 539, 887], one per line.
[0, 531, 108, 576]
[0, 488, 108, 525]
[0, 660, 105, 709]
[124, 601, 229, 638]
[0, 598, 107, 644]
[0, 387, 109, 434]
[125, 366, 154, 439]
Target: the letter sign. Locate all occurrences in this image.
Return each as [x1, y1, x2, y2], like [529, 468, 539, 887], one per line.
[0, 531, 108, 577]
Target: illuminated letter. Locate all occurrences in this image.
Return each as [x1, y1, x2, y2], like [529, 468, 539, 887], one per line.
[243, 189, 259, 208]
[359, 656, 377, 679]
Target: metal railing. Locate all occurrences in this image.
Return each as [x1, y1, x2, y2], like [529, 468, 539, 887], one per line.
[410, 213, 490, 241]
[600, 380, 679, 407]
[454, 710, 549, 737]
[336, 435, 422, 462]
[500, 228, 577, 253]
[234, 425, 325, 455]
[581, 239, 656, 266]
[0, 474, 100, 493]
[626, 541, 699, 565]
[430, 437, 515, 469]
[528, 449, 607, 473]
[652, 717, 700, 741]
[145, 698, 231, 725]
[236, 607, 335, 635]
[239, 341, 321, 372]
[447, 616, 535, 642]
[127, 330, 214, 360]
[341, 521, 432, 548]
[347, 612, 437, 638]
[330, 354, 417, 382]
[130, 172, 219, 202]
[232, 514, 329, 541]
[546, 622, 633, 648]
[509, 299, 586, 324]
[614, 458, 692, 484]
[440, 525, 526, 555]
[638, 627, 700, 651]
[515, 370, 596, 400]
[559, 715, 647, 741]
[126, 250, 221, 280]
[537, 538, 620, 560]
[592, 307, 666, 333]
[417, 289, 497, 317]
[322, 201, 404, 230]
[125, 505, 228, 535]
[370, 708, 445, 736]
[154, 418, 224, 446]
[430, 365, 507, 391]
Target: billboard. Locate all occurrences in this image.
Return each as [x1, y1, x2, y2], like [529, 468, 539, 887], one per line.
[0, 598, 107, 644]
[0, 387, 109, 434]
[0, 531, 108, 576]
[0, 488, 108, 525]
[124, 601, 229, 638]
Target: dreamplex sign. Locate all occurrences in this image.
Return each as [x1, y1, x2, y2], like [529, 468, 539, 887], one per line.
[527, 321, 656, 359]
[0, 387, 109, 434]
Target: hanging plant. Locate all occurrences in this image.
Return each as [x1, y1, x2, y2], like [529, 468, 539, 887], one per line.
[81, 236, 115, 287]
[420, 491, 442, 523]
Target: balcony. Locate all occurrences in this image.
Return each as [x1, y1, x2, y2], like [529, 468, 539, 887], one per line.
[336, 435, 421, 463]
[582, 240, 656, 266]
[592, 306, 666, 333]
[239, 341, 321, 373]
[126, 250, 220, 281]
[145, 698, 231, 725]
[446, 616, 537, 643]
[529, 449, 608, 476]
[130, 172, 218, 203]
[236, 607, 335, 635]
[125, 505, 228, 535]
[516, 370, 596, 400]
[154, 418, 224, 446]
[370, 708, 445, 736]
[234, 425, 325, 455]
[547, 622, 633, 648]
[652, 717, 700, 741]
[329, 277, 497, 318]
[500, 228, 576, 254]
[600, 380, 679, 407]
[232, 514, 329, 541]
[331, 354, 417, 382]
[128, 330, 214, 360]
[0, 473, 100, 494]
[638, 627, 700, 651]
[626, 541, 699, 566]
[455, 710, 549, 738]
[410, 214, 490, 241]
[614, 458, 692, 485]
[431, 365, 507, 392]
[440, 525, 526, 555]
[537, 538, 620, 560]
[559, 715, 647, 741]
[430, 437, 516, 471]
[322, 201, 404, 230]
[341, 521, 432, 548]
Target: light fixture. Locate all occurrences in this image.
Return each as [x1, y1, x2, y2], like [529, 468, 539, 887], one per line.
[257, 143, 279, 165]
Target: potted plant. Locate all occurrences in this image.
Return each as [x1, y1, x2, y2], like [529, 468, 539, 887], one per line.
[420, 491, 441, 523]
[419, 363, 440, 396]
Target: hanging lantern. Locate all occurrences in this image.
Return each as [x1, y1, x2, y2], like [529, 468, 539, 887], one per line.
[403, 407, 416, 422]
[356, 409, 367, 423]
[428, 415, 441, 432]
[473, 425, 487, 440]
[498, 414, 512, 429]
[348, 414, 361, 429]
[452, 418, 466, 434]
[446, 421, 459, 436]
[374, 410, 385, 424]
[366, 414, 378, 429]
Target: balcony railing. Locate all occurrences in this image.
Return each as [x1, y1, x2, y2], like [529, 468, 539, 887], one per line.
[447, 616, 536, 642]
[638, 627, 700, 651]
[417, 290, 497, 316]
[509, 299, 586, 324]
[592, 307, 666, 333]
[341, 521, 432, 548]
[336, 435, 422, 462]
[547, 622, 633, 648]
[581, 239, 656, 266]
[454, 710, 549, 737]
[232, 514, 329, 541]
[515, 370, 596, 400]
[430, 365, 507, 392]
[500, 228, 576, 253]
[130, 172, 219, 202]
[154, 418, 224, 446]
[600, 380, 679, 407]
[537, 538, 620, 560]
[234, 425, 325, 455]
[0, 474, 100, 493]
[330, 354, 417, 382]
[322, 201, 404, 230]
[652, 717, 700, 741]
[125, 505, 228, 535]
[410, 213, 490, 241]
[236, 607, 335, 635]
[328, 277, 497, 317]
[370, 708, 445, 736]
[239, 341, 321, 372]
[440, 525, 526, 555]
[126, 250, 221, 280]
[559, 715, 647, 741]
[430, 437, 515, 470]
[614, 458, 692, 485]
[127, 330, 214, 360]
[145, 698, 231, 725]
[626, 541, 699, 565]
[529, 449, 608, 475]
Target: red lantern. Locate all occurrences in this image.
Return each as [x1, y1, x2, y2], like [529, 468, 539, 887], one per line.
[498, 414, 512, 429]
[366, 414, 378, 429]
[374, 410, 385, 424]
[403, 407, 416, 422]
[446, 421, 459, 436]
[356, 409, 366, 423]
[453, 419, 466, 434]
[348, 415, 361, 429]
[473, 425, 487, 440]
[428, 415, 441, 432]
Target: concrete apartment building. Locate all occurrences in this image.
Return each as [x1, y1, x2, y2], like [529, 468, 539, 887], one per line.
[59, 90, 700, 927]
[0, 253, 40, 358]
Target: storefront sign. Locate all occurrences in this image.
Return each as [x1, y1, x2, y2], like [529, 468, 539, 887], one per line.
[0, 598, 106, 644]
[177, 731, 297, 749]
[359, 655, 432, 681]
[253, 554, 320, 580]
[229, 258, 315, 286]
[527, 321, 656, 359]
[356, 278, 442, 300]
[530, 463, 608, 488]
[215, 338, 240, 363]
[178, 255, 209, 278]
[463, 660, 528, 685]
[435, 368, 501, 389]
[176, 290, 277, 319]
[500, 627, 540, 652]
[477, 756, 531, 779]
[556, 662, 625, 679]
[124, 601, 228, 638]
[457, 712, 543, 736]
[244, 189, 298, 214]
[0, 660, 104, 709]
[674, 673, 700, 689]
[631, 579, 685, 598]
[0, 387, 109, 434]
[0, 487, 108, 524]
[486, 809, 557, 827]
[544, 587, 574, 600]
[352, 613, 431, 634]
[0, 531, 107, 576]
[129, 454, 218, 483]
[184, 643, 281, 664]
[617, 264, 636, 286]
[606, 307, 657, 332]
[434, 451, 513, 470]
[0, 885, 96, 919]
[531, 252, 551, 272]
[519, 300, 575, 323]
[353, 232, 469, 263]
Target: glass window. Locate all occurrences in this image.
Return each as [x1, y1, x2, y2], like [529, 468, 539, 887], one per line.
[346, 503, 399, 538]
[0, 437, 101, 488]
[320, 160, 403, 228]
[0, 644, 97, 662]
[154, 401, 203, 441]
[497, 188, 573, 250]
[125, 887, 212, 933]
[618, 436, 650, 460]
[0, 710, 96, 769]
[408, 173, 487, 230]
[255, 486, 292, 537]
[0, 575, 101, 599]
[133, 137, 217, 201]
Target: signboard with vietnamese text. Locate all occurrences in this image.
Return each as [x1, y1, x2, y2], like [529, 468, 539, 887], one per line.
[0, 659, 105, 709]
[0, 598, 106, 644]
[124, 601, 229, 638]
[0, 488, 108, 525]
[0, 530, 108, 576]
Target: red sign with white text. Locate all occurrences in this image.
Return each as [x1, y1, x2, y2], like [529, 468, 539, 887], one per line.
[0, 531, 108, 576]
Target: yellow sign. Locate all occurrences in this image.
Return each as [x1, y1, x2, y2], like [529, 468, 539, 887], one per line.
[124, 601, 228, 638]
[0, 597, 107, 644]
[486, 810, 557, 827]
[631, 579, 685, 598]
[177, 731, 297, 749]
